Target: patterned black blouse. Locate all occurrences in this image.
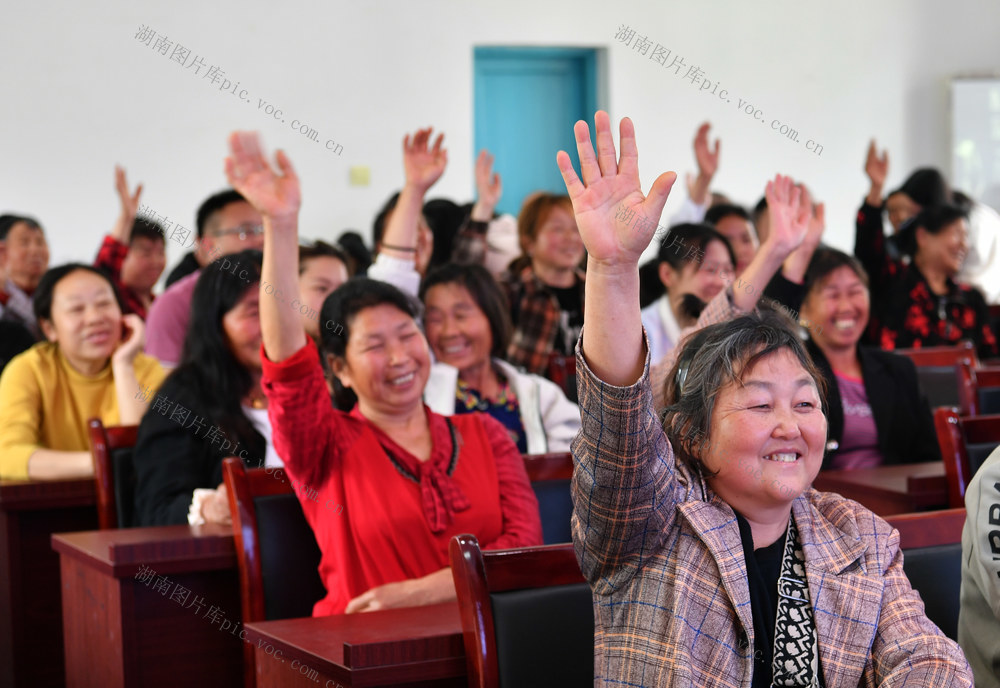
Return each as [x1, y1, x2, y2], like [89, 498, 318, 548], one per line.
[855, 200, 998, 359]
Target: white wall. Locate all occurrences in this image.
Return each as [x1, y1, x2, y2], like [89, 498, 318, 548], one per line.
[3, 0, 998, 272]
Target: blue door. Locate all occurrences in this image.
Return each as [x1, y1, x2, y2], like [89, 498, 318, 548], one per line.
[474, 48, 599, 216]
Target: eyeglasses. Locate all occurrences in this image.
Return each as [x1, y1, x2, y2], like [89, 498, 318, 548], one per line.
[211, 224, 264, 240]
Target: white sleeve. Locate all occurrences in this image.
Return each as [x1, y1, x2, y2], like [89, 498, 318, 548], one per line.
[668, 195, 710, 227]
[187, 488, 216, 526]
[367, 253, 421, 299]
[533, 374, 582, 453]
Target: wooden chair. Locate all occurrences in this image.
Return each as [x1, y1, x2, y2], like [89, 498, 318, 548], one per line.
[957, 365, 1000, 416]
[449, 534, 593, 688]
[934, 408, 1000, 508]
[895, 342, 978, 411]
[884, 508, 967, 640]
[523, 452, 574, 544]
[222, 458, 326, 688]
[87, 418, 139, 529]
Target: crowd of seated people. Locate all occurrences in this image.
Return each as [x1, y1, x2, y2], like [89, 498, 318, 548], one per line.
[3, 107, 1000, 684]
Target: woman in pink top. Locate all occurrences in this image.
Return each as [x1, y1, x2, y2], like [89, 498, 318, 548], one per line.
[799, 248, 939, 469]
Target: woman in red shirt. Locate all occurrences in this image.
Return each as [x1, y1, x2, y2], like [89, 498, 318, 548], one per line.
[223, 131, 542, 616]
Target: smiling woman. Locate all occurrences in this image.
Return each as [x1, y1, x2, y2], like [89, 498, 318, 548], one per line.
[799, 248, 940, 470]
[0, 263, 165, 479]
[223, 130, 541, 617]
[560, 111, 972, 687]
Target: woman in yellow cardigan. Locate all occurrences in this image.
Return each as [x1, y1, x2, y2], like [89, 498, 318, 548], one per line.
[0, 263, 165, 480]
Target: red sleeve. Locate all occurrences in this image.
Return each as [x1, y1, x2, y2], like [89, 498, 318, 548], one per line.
[94, 235, 129, 280]
[261, 337, 352, 488]
[477, 414, 544, 550]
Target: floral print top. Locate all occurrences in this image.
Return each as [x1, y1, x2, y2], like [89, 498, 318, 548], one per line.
[454, 373, 528, 454]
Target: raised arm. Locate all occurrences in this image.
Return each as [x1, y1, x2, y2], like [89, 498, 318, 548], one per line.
[555, 112, 676, 385]
[648, 176, 811, 407]
[855, 141, 897, 303]
[381, 127, 447, 258]
[450, 150, 502, 265]
[223, 131, 304, 363]
[687, 121, 719, 207]
[558, 112, 683, 589]
[368, 128, 448, 294]
[110, 166, 142, 244]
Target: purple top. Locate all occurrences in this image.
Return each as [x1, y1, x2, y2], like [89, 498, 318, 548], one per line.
[144, 270, 200, 366]
[830, 371, 883, 470]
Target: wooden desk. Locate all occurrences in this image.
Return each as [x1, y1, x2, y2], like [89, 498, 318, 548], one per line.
[244, 601, 466, 688]
[52, 525, 243, 688]
[813, 462, 948, 515]
[0, 477, 98, 688]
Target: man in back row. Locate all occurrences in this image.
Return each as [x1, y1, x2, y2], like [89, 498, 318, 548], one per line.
[145, 189, 265, 367]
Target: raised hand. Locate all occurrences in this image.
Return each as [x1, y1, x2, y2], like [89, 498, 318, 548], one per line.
[763, 175, 810, 257]
[224, 131, 301, 222]
[474, 150, 502, 210]
[555, 111, 677, 268]
[865, 140, 889, 189]
[403, 127, 448, 193]
[693, 122, 720, 179]
[115, 166, 143, 221]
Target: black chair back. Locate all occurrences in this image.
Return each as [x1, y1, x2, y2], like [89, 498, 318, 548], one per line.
[490, 583, 594, 687]
[915, 366, 961, 409]
[901, 543, 963, 640]
[253, 493, 325, 620]
[979, 387, 1000, 415]
[532, 480, 573, 544]
[111, 447, 136, 528]
[968, 441, 999, 476]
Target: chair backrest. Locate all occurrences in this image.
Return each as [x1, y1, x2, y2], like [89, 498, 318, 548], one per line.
[450, 534, 593, 688]
[959, 365, 1000, 416]
[87, 418, 139, 529]
[223, 459, 326, 688]
[546, 352, 578, 403]
[523, 452, 574, 544]
[895, 343, 978, 411]
[934, 408, 1000, 507]
[884, 509, 966, 640]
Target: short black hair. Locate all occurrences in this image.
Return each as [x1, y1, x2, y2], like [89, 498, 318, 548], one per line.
[420, 263, 512, 358]
[893, 168, 950, 209]
[0, 214, 43, 241]
[656, 223, 737, 270]
[336, 231, 372, 276]
[752, 196, 768, 226]
[33, 263, 125, 323]
[130, 217, 166, 244]
[704, 204, 751, 226]
[196, 189, 248, 238]
[803, 248, 869, 298]
[898, 203, 969, 257]
[319, 277, 418, 360]
[372, 192, 401, 248]
[299, 241, 349, 275]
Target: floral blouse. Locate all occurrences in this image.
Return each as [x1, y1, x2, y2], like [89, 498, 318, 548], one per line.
[455, 373, 528, 454]
[874, 265, 997, 359]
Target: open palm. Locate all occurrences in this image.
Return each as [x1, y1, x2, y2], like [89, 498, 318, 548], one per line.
[115, 166, 142, 220]
[404, 127, 448, 192]
[556, 112, 676, 266]
[764, 175, 810, 254]
[224, 131, 301, 220]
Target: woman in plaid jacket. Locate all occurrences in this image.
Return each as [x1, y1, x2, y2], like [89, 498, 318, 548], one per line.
[557, 112, 972, 687]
